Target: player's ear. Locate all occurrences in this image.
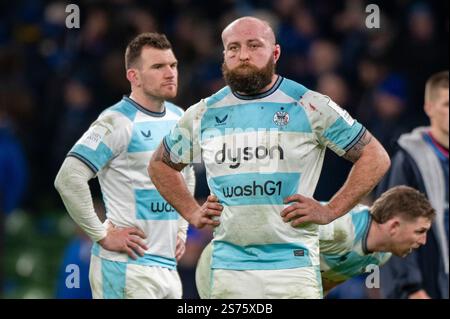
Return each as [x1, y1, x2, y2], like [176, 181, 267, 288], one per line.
[273, 44, 281, 63]
[387, 218, 400, 236]
[424, 101, 434, 118]
[126, 68, 141, 87]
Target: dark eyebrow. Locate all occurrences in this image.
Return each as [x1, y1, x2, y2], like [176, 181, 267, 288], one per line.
[227, 42, 240, 47]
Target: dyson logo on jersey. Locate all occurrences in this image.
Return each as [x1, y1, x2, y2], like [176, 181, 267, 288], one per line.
[214, 143, 284, 169]
[150, 202, 176, 213]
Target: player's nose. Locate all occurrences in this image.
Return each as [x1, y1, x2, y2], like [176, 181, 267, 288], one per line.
[418, 234, 427, 246]
[239, 47, 250, 61]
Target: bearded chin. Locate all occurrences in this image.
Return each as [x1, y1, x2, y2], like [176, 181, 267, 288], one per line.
[222, 59, 274, 95]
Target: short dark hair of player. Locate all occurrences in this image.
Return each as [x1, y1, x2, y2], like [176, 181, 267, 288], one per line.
[125, 32, 173, 70]
[371, 186, 436, 224]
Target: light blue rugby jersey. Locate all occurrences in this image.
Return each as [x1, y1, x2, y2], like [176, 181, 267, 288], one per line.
[319, 205, 392, 283]
[164, 76, 366, 270]
[68, 96, 193, 270]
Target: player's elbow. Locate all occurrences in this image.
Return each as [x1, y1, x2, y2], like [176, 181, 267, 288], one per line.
[148, 152, 163, 181]
[378, 146, 391, 176]
[54, 165, 70, 196]
[364, 138, 391, 176]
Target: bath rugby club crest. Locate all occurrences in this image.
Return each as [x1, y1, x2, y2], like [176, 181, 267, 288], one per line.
[273, 111, 290, 126]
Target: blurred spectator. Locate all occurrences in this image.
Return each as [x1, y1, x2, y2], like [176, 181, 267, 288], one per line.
[362, 74, 411, 155]
[0, 192, 3, 297]
[314, 73, 353, 201]
[51, 76, 97, 178]
[55, 231, 93, 299]
[0, 109, 27, 215]
[396, 3, 448, 122]
[178, 225, 213, 299]
[376, 71, 449, 299]
[325, 274, 370, 299]
[55, 198, 106, 299]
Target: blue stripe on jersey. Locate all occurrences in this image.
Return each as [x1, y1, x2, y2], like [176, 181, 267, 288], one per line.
[322, 251, 382, 280]
[209, 172, 300, 206]
[212, 240, 312, 270]
[101, 259, 127, 299]
[323, 118, 364, 150]
[128, 120, 177, 153]
[200, 102, 312, 138]
[135, 189, 179, 220]
[69, 142, 113, 172]
[109, 99, 138, 121]
[92, 242, 101, 256]
[128, 254, 177, 270]
[351, 209, 370, 244]
[278, 78, 309, 101]
[206, 87, 232, 107]
[165, 101, 183, 117]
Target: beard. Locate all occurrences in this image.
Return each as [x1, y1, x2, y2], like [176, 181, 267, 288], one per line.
[222, 58, 275, 95]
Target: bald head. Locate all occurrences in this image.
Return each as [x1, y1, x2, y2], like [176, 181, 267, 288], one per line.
[221, 16, 276, 47]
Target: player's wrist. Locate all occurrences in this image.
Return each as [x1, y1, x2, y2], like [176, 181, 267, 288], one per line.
[95, 228, 108, 245]
[324, 203, 339, 223]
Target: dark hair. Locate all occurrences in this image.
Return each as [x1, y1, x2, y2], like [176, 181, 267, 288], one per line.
[125, 32, 172, 69]
[425, 70, 449, 102]
[371, 186, 435, 223]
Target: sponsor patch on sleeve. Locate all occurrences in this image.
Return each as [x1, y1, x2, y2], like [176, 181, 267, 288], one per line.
[80, 125, 109, 150]
[327, 98, 355, 126]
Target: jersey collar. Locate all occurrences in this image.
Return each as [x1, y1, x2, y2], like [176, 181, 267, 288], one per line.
[123, 95, 166, 117]
[231, 75, 283, 100]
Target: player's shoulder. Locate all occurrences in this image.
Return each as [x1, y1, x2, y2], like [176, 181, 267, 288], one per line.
[165, 101, 185, 118]
[100, 97, 138, 126]
[277, 77, 310, 102]
[204, 86, 232, 108]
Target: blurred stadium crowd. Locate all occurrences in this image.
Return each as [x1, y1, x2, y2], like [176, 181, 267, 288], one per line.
[0, 0, 448, 298]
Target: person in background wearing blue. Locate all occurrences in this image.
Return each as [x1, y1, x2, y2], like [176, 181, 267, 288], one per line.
[1, 105, 28, 296]
[55, 231, 93, 299]
[376, 71, 449, 299]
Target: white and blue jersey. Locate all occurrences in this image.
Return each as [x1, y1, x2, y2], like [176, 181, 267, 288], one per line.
[68, 96, 194, 270]
[319, 205, 392, 283]
[164, 76, 366, 271]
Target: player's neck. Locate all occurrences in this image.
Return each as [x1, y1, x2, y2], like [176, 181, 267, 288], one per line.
[259, 74, 279, 94]
[429, 127, 449, 149]
[237, 74, 279, 96]
[129, 91, 165, 113]
[366, 222, 387, 253]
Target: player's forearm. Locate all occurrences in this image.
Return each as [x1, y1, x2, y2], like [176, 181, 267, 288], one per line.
[54, 157, 107, 242]
[177, 165, 196, 241]
[328, 139, 390, 219]
[149, 160, 200, 224]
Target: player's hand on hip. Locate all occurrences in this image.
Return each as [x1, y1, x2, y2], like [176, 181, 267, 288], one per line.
[175, 236, 186, 261]
[98, 224, 148, 260]
[191, 194, 223, 229]
[281, 194, 335, 227]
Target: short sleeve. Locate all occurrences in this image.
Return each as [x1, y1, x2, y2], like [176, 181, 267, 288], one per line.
[163, 101, 205, 165]
[301, 91, 366, 156]
[67, 112, 130, 173]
